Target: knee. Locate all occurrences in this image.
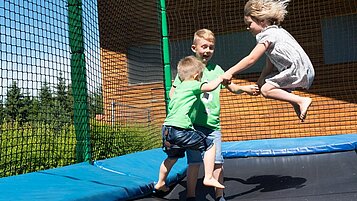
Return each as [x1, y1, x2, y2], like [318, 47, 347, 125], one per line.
[260, 85, 270, 97]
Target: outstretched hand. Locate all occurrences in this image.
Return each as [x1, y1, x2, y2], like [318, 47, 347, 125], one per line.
[221, 72, 233, 86]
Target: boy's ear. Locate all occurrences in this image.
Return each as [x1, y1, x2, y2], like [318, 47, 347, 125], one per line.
[191, 44, 196, 53]
[193, 72, 199, 80]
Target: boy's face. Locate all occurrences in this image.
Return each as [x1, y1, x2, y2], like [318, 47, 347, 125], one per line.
[191, 37, 215, 64]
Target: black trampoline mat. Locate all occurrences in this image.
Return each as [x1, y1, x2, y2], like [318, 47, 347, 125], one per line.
[135, 151, 357, 201]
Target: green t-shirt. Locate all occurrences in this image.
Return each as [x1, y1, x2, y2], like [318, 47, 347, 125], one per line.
[173, 63, 224, 130]
[164, 80, 204, 129]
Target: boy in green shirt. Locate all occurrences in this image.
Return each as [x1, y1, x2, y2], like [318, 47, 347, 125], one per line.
[170, 29, 259, 201]
[154, 55, 225, 194]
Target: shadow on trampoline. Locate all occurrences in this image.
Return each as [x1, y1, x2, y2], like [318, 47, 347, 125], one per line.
[175, 179, 216, 201]
[224, 175, 306, 199]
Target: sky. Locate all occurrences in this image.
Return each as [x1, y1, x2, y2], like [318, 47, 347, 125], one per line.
[0, 0, 101, 101]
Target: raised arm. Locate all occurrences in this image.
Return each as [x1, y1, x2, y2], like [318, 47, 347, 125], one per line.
[201, 76, 223, 92]
[224, 42, 269, 77]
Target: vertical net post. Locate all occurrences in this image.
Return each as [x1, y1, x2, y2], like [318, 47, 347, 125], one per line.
[68, 0, 91, 162]
[160, 0, 172, 114]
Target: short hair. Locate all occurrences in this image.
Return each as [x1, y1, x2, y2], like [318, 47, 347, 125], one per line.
[177, 56, 205, 81]
[244, 0, 290, 25]
[193, 28, 215, 45]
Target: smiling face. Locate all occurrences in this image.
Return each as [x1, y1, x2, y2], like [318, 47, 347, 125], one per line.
[191, 37, 215, 64]
[244, 15, 265, 36]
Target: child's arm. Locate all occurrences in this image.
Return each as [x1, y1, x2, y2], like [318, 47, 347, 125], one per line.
[169, 86, 176, 98]
[226, 83, 259, 95]
[200, 76, 223, 92]
[223, 42, 269, 80]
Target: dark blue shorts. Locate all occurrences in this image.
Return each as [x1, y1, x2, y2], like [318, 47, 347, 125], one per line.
[161, 125, 213, 158]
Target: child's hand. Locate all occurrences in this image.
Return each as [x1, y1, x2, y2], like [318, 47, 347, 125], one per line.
[242, 85, 260, 96]
[221, 73, 232, 85]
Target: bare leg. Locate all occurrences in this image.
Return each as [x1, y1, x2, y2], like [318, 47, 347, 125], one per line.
[186, 163, 200, 198]
[214, 164, 224, 198]
[155, 157, 178, 191]
[261, 83, 312, 121]
[202, 144, 225, 189]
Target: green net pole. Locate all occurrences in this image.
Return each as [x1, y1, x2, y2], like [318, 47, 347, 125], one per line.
[160, 0, 172, 114]
[68, 0, 91, 162]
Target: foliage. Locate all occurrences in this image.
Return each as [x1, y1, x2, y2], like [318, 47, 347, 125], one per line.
[1, 120, 161, 178]
[0, 122, 77, 177]
[3, 78, 102, 126]
[0, 78, 160, 178]
[0, 100, 4, 125]
[4, 81, 31, 124]
[88, 86, 104, 117]
[90, 121, 161, 160]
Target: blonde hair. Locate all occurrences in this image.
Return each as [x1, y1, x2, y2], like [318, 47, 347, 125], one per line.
[193, 28, 215, 45]
[177, 56, 205, 81]
[244, 0, 290, 25]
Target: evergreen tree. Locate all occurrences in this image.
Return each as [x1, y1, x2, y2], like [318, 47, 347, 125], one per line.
[4, 82, 32, 124]
[5, 81, 23, 123]
[28, 97, 40, 122]
[89, 86, 103, 117]
[56, 74, 67, 105]
[39, 82, 53, 104]
[17, 92, 32, 124]
[53, 75, 71, 131]
[67, 83, 74, 120]
[38, 81, 54, 123]
[0, 99, 4, 125]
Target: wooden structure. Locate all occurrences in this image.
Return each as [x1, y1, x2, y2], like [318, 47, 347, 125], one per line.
[97, 0, 357, 141]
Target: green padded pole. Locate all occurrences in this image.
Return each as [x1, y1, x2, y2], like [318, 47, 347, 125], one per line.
[68, 0, 91, 162]
[160, 0, 172, 115]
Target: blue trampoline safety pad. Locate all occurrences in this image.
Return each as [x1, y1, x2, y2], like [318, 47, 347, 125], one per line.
[1, 134, 357, 201]
[222, 133, 357, 158]
[0, 148, 187, 201]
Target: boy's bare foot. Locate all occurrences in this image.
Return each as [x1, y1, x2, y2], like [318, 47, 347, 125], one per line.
[299, 97, 312, 122]
[153, 182, 170, 197]
[203, 177, 225, 189]
[154, 182, 170, 192]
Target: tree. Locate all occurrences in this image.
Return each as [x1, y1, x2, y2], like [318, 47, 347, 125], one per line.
[39, 82, 53, 104]
[38, 81, 54, 123]
[53, 75, 72, 131]
[67, 83, 74, 119]
[28, 97, 40, 122]
[5, 81, 23, 123]
[56, 75, 73, 117]
[56, 74, 67, 104]
[89, 86, 103, 117]
[4, 82, 33, 124]
[0, 99, 4, 125]
[17, 92, 32, 124]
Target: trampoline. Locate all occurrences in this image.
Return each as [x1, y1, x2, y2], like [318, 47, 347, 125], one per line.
[1, 134, 357, 201]
[136, 134, 357, 201]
